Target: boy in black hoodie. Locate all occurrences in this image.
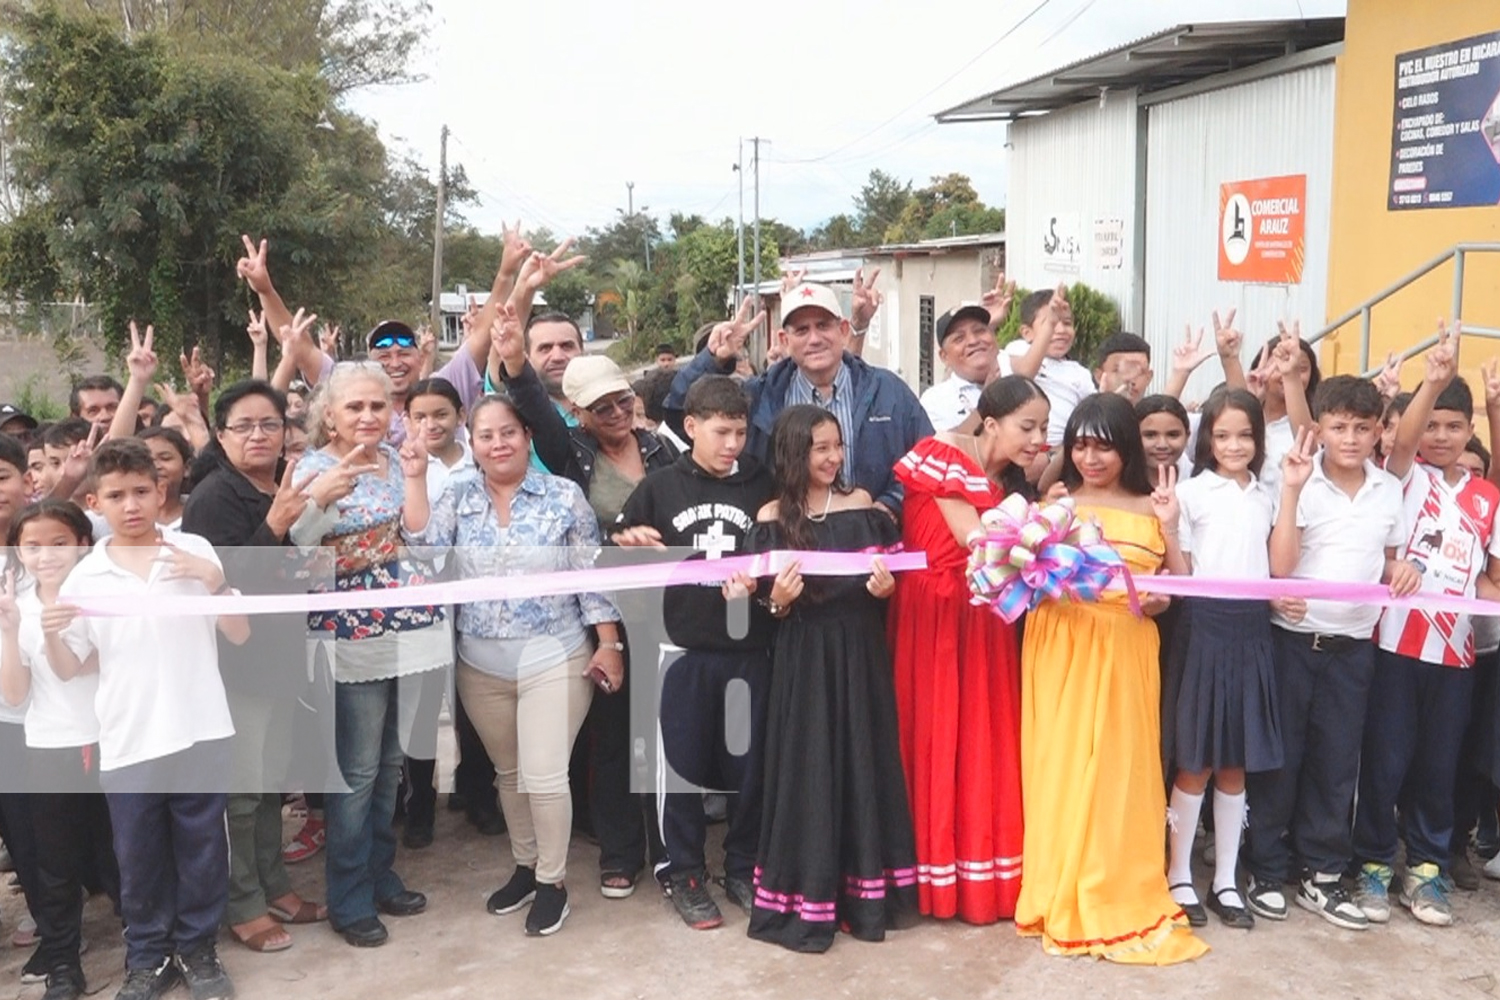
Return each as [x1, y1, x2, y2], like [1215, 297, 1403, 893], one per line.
[614, 376, 773, 931]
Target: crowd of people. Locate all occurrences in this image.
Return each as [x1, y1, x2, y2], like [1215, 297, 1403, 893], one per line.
[0, 227, 1495, 1000]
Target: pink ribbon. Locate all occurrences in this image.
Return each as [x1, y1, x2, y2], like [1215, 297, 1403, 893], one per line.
[70, 550, 928, 618]
[1121, 574, 1500, 617]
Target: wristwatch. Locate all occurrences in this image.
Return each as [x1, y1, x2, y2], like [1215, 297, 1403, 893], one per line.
[597, 640, 625, 652]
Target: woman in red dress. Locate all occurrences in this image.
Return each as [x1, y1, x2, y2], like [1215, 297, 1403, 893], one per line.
[888, 375, 1050, 923]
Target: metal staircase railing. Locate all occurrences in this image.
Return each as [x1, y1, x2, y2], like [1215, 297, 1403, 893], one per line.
[1307, 242, 1500, 377]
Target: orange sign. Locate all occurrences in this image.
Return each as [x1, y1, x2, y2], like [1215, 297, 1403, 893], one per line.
[1218, 174, 1307, 285]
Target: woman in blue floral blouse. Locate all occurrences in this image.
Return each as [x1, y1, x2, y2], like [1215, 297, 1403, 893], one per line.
[291, 361, 451, 949]
[403, 394, 623, 938]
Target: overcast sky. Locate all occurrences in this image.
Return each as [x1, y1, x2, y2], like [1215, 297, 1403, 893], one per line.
[345, 0, 1346, 238]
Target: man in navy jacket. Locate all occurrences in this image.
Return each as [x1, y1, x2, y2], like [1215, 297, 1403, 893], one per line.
[666, 283, 932, 518]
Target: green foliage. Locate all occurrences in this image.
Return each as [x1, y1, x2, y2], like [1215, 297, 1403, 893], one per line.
[12, 373, 66, 421]
[854, 169, 911, 245]
[995, 281, 1122, 369]
[884, 172, 1002, 243]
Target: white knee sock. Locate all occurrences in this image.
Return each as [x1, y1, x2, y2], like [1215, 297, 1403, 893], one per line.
[1213, 788, 1247, 906]
[1168, 786, 1204, 904]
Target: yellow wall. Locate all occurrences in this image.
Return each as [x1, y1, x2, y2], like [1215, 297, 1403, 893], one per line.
[1325, 0, 1500, 387]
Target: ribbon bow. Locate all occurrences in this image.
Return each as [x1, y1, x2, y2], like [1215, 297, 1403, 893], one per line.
[965, 495, 1137, 622]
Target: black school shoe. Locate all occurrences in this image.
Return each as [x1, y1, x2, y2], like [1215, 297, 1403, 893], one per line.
[115, 958, 181, 1000]
[176, 942, 234, 1000]
[42, 966, 86, 1000]
[1169, 883, 1207, 927]
[377, 890, 427, 917]
[524, 883, 570, 936]
[1207, 886, 1255, 929]
[337, 916, 389, 948]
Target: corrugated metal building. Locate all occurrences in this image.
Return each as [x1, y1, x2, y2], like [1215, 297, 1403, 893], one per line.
[938, 19, 1345, 401]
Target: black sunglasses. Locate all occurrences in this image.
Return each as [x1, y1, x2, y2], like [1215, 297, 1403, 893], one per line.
[370, 331, 417, 350]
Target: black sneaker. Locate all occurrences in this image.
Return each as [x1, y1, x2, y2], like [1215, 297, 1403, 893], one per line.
[524, 883, 570, 936]
[720, 874, 754, 915]
[115, 958, 181, 1000]
[42, 966, 86, 1000]
[1297, 876, 1369, 931]
[669, 871, 723, 930]
[1246, 875, 1289, 921]
[176, 942, 234, 1000]
[487, 865, 538, 915]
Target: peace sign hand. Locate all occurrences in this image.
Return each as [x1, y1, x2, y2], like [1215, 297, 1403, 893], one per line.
[125, 321, 158, 384]
[319, 323, 341, 357]
[1481, 356, 1500, 407]
[278, 308, 319, 351]
[981, 270, 1017, 329]
[1172, 325, 1213, 375]
[708, 297, 767, 362]
[156, 540, 226, 592]
[1374, 351, 1403, 399]
[180, 346, 215, 396]
[522, 238, 588, 291]
[307, 444, 379, 510]
[398, 419, 429, 479]
[1281, 426, 1318, 491]
[780, 268, 808, 295]
[265, 457, 316, 539]
[1212, 309, 1242, 359]
[1150, 462, 1180, 529]
[489, 302, 525, 371]
[61, 422, 101, 486]
[1424, 318, 1460, 388]
[245, 310, 268, 351]
[499, 220, 533, 280]
[237, 235, 273, 295]
[850, 267, 882, 331]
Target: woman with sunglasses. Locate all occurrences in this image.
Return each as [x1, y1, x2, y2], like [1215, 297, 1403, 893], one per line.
[488, 305, 678, 901]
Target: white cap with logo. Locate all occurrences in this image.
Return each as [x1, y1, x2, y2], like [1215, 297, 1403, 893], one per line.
[780, 283, 845, 326]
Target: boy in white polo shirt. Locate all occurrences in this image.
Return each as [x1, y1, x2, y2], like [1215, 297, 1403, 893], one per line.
[46, 440, 249, 1000]
[1004, 287, 1096, 451]
[1244, 375, 1417, 933]
[1352, 325, 1500, 928]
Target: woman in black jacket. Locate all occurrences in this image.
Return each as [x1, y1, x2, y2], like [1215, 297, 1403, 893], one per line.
[181, 380, 328, 951]
[490, 310, 678, 899]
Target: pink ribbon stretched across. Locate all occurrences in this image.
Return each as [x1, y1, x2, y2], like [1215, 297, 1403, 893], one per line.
[69, 550, 928, 618]
[1119, 574, 1500, 617]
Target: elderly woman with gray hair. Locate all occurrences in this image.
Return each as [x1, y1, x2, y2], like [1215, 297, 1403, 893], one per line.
[291, 361, 450, 949]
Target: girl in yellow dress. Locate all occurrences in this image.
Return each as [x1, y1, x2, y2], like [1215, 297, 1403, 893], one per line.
[1015, 393, 1208, 965]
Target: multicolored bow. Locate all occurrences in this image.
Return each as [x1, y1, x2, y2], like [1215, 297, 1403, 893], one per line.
[965, 495, 1136, 622]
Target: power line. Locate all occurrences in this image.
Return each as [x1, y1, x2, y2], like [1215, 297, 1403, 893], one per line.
[773, 0, 1055, 165]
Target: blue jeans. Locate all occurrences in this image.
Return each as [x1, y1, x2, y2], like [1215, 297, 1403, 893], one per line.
[326, 679, 408, 928]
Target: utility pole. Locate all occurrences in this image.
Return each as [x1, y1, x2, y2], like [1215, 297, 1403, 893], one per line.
[751, 137, 765, 316]
[735, 141, 745, 311]
[626, 181, 634, 217]
[429, 124, 448, 336]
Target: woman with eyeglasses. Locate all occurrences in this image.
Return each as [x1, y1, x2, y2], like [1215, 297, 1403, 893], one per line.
[288, 362, 451, 948]
[488, 306, 677, 901]
[181, 379, 328, 953]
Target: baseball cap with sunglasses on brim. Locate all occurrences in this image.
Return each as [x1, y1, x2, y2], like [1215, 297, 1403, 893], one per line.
[367, 320, 418, 351]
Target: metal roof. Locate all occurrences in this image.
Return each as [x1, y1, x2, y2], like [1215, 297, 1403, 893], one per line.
[934, 18, 1345, 122]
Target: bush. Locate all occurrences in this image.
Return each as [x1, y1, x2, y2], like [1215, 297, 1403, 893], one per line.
[994, 280, 1122, 369]
[13, 373, 65, 422]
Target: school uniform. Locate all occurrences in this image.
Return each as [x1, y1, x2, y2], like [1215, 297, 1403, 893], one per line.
[615, 455, 774, 886]
[1354, 464, 1500, 873]
[59, 529, 235, 972]
[11, 584, 117, 975]
[1244, 455, 1405, 885]
[1171, 471, 1281, 774]
[1003, 341, 1094, 448]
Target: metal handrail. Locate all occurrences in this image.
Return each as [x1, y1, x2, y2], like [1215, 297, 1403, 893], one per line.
[1308, 242, 1500, 377]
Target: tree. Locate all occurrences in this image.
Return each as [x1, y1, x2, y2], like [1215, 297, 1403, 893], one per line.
[884, 172, 1002, 243]
[853, 169, 911, 245]
[806, 213, 861, 250]
[603, 258, 647, 340]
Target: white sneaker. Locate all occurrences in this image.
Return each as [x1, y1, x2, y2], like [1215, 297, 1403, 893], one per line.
[1483, 852, 1500, 881]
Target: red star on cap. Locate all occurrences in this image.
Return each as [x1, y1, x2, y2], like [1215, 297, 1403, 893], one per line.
[800, 286, 816, 298]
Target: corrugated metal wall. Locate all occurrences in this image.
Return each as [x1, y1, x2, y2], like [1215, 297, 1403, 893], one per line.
[1143, 62, 1337, 402]
[1008, 90, 1143, 330]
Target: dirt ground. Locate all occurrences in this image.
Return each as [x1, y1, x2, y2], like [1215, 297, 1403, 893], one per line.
[1, 715, 1497, 1000]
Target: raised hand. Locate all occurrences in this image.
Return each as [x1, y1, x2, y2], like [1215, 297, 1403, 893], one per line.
[489, 301, 525, 372]
[499, 220, 532, 279]
[279, 308, 319, 351]
[308, 443, 380, 509]
[60, 423, 100, 486]
[981, 270, 1017, 329]
[1374, 351, 1403, 399]
[264, 458, 315, 539]
[1481, 356, 1500, 407]
[521, 238, 588, 292]
[0, 569, 19, 634]
[1149, 462, 1179, 528]
[157, 541, 226, 592]
[417, 325, 437, 376]
[180, 346, 216, 397]
[125, 321, 158, 384]
[460, 296, 480, 340]
[398, 419, 429, 479]
[1212, 309, 1242, 360]
[780, 268, 808, 295]
[850, 267, 883, 331]
[1424, 318, 1460, 387]
[1246, 344, 1273, 399]
[319, 323, 341, 358]
[245, 311, 269, 351]
[1281, 426, 1318, 490]
[1172, 325, 1213, 374]
[708, 297, 767, 362]
[236, 235, 273, 295]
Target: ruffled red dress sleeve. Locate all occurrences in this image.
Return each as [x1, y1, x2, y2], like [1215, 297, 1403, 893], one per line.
[894, 436, 1003, 510]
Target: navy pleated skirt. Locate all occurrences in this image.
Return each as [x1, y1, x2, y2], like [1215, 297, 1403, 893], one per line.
[1169, 598, 1282, 774]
